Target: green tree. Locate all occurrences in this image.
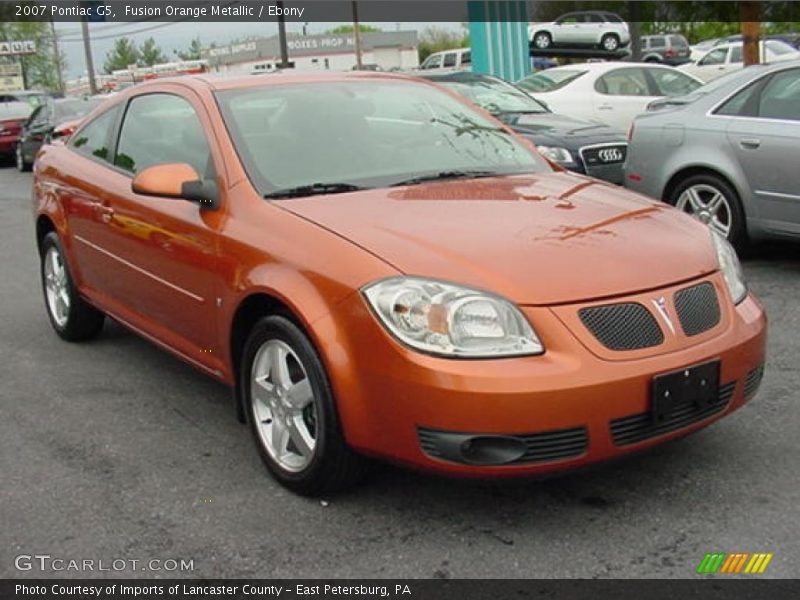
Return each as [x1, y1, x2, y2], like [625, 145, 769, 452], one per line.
[103, 37, 139, 73]
[326, 24, 382, 34]
[175, 36, 202, 61]
[0, 22, 66, 92]
[417, 26, 470, 63]
[139, 37, 167, 66]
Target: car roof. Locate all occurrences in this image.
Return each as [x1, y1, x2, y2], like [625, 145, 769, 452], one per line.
[130, 70, 436, 94]
[534, 61, 676, 73]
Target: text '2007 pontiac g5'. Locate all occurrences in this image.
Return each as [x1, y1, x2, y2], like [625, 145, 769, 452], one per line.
[33, 72, 766, 495]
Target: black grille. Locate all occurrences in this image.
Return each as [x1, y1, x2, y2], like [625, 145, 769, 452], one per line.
[610, 381, 736, 446]
[579, 303, 664, 351]
[418, 426, 588, 465]
[580, 144, 627, 166]
[744, 364, 765, 398]
[674, 282, 721, 336]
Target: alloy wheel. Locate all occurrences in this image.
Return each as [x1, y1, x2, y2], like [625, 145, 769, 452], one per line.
[675, 183, 732, 238]
[534, 33, 551, 49]
[250, 339, 318, 472]
[43, 245, 70, 327]
[603, 35, 619, 51]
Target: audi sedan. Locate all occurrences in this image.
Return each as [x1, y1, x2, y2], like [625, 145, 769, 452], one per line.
[33, 72, 766, 495]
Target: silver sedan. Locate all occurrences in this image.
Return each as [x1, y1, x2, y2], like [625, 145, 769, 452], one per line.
[624, 61, 800, 247]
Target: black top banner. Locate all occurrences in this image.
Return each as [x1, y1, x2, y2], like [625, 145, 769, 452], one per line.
[3, 1, 800, 23]
[3, 579, 800, 600]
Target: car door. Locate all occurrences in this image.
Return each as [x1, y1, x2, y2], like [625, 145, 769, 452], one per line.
[553, 14, 580, 44]
[694, 47, 731, 81]
[723, 67, 800, 233]
[592, 67, 653, 130]
[100, 90, 223, 361]
[22, 102, 52, 159]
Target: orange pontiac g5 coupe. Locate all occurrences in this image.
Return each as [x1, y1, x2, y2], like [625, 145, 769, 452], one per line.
[32, 72, 766, 495]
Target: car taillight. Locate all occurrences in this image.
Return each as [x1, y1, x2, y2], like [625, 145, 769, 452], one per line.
[665, 48, 676, 58]
[52, 127, 75, 140]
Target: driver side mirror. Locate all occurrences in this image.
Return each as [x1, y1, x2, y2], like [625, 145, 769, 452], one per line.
[131, 163, 220, 210]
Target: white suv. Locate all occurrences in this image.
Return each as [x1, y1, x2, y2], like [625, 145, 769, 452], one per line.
[529, 11, 630, 52]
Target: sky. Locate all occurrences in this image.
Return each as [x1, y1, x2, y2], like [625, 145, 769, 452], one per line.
[55, 20, 463, 79]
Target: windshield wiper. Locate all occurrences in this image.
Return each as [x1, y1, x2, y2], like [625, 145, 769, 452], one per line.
[263, 182, 366, 199]
[494, 109, 547, 115]
[389, 170, 503, 187]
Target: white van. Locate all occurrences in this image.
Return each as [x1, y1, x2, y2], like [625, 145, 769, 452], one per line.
[419, 47, 471, 71]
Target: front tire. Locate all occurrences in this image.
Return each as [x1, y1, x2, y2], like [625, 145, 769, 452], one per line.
[242, 315, 368, 495]
[532, 32, 552, 50]
[16, 144, 31, 172]
[668, 173, 747, 248]
[601, 34, 620, 52]
[40, 232, 105, 341]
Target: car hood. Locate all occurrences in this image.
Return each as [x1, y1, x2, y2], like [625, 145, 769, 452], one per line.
[500, 113, 626, 149]
[280, 172, 718, 305]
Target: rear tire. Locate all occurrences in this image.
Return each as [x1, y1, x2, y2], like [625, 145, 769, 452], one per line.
[668, 173, 747, 249]
[40, 232, 105, 341]
[241, 315, 369, 496]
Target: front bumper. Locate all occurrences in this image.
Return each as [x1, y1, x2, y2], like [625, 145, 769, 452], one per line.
[316, 276, 767, 478]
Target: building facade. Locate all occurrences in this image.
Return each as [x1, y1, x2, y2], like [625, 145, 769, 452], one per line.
[201, 31, 419, 73]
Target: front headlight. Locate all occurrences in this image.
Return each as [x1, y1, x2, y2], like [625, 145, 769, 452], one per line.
[362, 277, 544, 358]
[536, 145, 575, 165]
[711, 232, 747, 304]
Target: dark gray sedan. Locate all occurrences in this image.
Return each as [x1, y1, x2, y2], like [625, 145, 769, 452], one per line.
[419, 71, 628, 184]
[624, 61, 800, 247]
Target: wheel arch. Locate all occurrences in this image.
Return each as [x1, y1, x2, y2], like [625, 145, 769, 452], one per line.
[662, 164, 744, 209]
[36, 214, 57, 256]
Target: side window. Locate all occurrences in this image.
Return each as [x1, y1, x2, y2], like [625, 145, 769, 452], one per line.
[648, 69, 702, 97]
[758, 69, 800, 121]
[421, 54, 442, 69]
[443, 53, 457, 68]
[556, 14, 578, 25]
[70, 105, 120, 162]
[28, 105, 46, 126]
[715, 81, 762, 117]
[700, 48, 728, 66]
[114, 94, 211, 177]
[595, 68, 650, 96]
[650, 37, 666, 48]
[460, 51, 471, 66]
[729, 46, 743, 63]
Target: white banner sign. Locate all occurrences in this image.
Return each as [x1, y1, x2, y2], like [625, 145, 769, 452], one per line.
[0, 40, 37, 56]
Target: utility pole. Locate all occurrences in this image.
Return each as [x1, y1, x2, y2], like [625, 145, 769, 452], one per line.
[352, 1, 363, 70]
[50, 17, 64, 95]
[741, 1, 761, 66]
[628, 1, 642, 61]
[276, 1, 291, 68]
[80, 17, 98, 95]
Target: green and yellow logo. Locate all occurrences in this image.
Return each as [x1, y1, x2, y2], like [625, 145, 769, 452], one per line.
[697, 552, 773, 575]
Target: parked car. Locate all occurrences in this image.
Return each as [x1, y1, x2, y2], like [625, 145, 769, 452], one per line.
[529, 11, 629, 52]
[16, 96, 103, 171]
[33, 72, 766, 494]
[625, 62, 800, 247]
[419, 48, 471, 71]
[419, 70, 628, 183]
[641, 34, 692, 65]
[0, 101, 34, 159]
[681, 40, 800, 82]
[516, 62, 703, 131]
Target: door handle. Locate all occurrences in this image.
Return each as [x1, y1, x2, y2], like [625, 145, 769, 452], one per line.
[95, 204, 115, 223]
[739, 137, 761, 149]
[598, 104, 613, 110]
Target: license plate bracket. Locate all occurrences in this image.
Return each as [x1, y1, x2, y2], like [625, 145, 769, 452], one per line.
[651, 360, 720, 423]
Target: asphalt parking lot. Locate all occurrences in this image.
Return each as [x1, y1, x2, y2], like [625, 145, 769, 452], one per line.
[1, 164, 798, 579]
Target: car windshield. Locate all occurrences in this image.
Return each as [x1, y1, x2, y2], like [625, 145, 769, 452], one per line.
[216, 80, 551, 196]
[439, 77, 549, 115]
[0, 100, 34, 120]
[651, 67, 770, 107]
[516, 69, 587, 93]
[766, 40, 797, 55]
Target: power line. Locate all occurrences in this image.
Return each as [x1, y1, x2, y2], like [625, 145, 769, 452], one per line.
[59, 20, 184, 42]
